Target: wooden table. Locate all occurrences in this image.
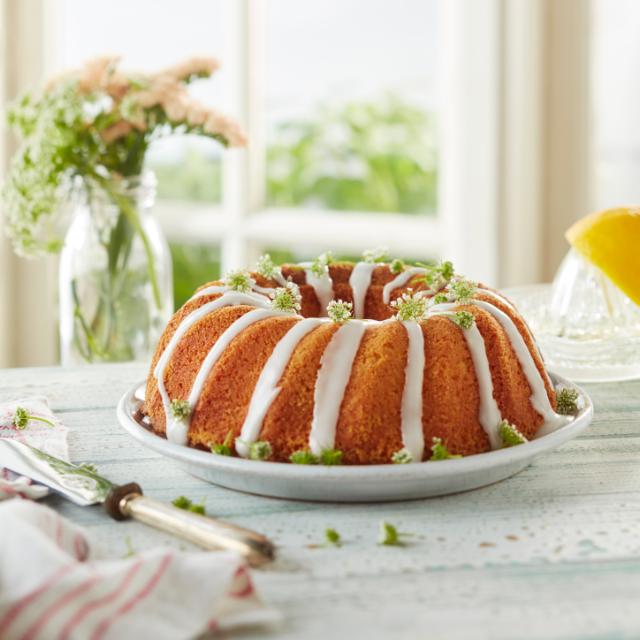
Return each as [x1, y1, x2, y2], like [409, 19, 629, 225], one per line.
[2, 364, 640, 639]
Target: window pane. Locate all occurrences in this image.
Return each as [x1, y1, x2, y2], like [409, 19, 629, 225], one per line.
[592, 0, 640, 207]
[170, 243, 221, 308]
[53, 0, 225, 206]
[264, 0, 440, 215]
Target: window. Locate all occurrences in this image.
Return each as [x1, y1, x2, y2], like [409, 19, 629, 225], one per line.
[592, 0, 640, 209]
[264, 0, 440, 216]
[49, 0, 501, 306]
[4, 0, 581, 367]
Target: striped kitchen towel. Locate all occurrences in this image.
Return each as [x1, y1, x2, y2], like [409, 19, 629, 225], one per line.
[0, 500, 280, 639]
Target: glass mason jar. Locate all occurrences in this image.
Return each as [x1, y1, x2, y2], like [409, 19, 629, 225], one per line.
[59, 171, 173, 365]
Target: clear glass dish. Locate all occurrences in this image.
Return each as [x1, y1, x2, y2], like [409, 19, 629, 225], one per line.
[504, 249, 640, 382]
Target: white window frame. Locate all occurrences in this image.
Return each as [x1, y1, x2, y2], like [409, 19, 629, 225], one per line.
[215, 0, 502, 286]
[2, 0, 593, 366]
[45, 0, 504, 284]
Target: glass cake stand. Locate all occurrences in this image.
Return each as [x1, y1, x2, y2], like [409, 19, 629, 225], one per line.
[504, 249, 640, 383]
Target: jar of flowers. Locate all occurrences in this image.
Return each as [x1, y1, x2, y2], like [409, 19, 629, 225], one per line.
[2, 56, 245, 364]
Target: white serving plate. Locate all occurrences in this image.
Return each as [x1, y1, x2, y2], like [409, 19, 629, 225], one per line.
[117, 373, 593, 502]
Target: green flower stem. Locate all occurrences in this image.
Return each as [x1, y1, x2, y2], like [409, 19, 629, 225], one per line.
[93, 174, 162, 310]
[26, 415, 55, 427]
[71, 278, 105, 361]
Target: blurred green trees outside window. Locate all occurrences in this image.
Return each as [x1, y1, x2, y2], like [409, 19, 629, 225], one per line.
[153, 95, 438, 309]
[267, 95, 437, 214]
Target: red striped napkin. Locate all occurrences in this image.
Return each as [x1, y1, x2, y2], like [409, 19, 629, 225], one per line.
[0, 500, 280, 639]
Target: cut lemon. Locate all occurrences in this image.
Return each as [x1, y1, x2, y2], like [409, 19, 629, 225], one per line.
[565, 207, 640, 305]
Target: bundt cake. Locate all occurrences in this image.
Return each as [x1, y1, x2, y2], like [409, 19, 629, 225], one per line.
[144, 250, 572, 465]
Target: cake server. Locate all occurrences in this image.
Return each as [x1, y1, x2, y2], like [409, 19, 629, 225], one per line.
[0, 439, 275, 567]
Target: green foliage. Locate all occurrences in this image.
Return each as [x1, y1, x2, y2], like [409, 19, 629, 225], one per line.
[556, 387, 579, 415]
[266, 95, 437, 214]
[429, 437, 462, 461]
[12, 406, 55, 429]
[3, 67, 229, 257]
[326, 300, 353, 324]
[392, 448, 413, 464]
[270, 282, 302, 314]
[170, 243, 221, 309]
[499, 420, 527, 447]
[325, 528, 342, 546]
[449, 278, 477, 303]
[319, 449, 343, 465]
[172, 495, 206, 515]
[391, 290, 427, 322]
[225, 268, 254, 293]
[451, 311, 476, 330]
[248, 440, 273, 461]
[210, 430, 234, 456]
[290, 450, 319, 464]
[378, 521, 414, 546]
[169, 399, 191, 420]
[149, 148, 222, 203]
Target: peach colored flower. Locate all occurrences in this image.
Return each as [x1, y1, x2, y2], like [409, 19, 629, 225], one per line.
[186, 101, 208, 127]
[133, 90, 158, 109]
[77, 56, 121, 94]
[160, 56, 220, 82]
[101, 120, 133, 144]
[164, 94, 189, 122]
[204, 110, 247, 147]
[104, 72, 130, 100]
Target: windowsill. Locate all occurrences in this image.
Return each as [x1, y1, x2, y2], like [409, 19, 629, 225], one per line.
[156, 200, 442, 258]
[243, 208, 441, 257]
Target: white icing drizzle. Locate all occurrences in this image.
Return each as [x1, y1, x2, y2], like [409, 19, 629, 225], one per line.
[461, 322, 504, 450]
[382, 267, 427, 304]
[189, 285, 228, 300]
[154, 292, 272, 445]
[187, 308, 289, 446]
[190, 284, 273, 302]
[349, 262, 377, 319]
[299, 263, 334, 316]
[427, 303, 502, 448]
[251, 283, 277, 296]
[273, 269, 289, 287]
[477, 287, 516, 311]
[429, 299, 568, 442]
[471, 299, 567, 433]
[400, 321, 425, 461]
[478, 288, 553, 388]
[236, 318, 326, 457]
[309, 320, 367, 455]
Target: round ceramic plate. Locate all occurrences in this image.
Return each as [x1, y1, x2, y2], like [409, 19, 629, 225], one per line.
[117, 373, 593, 502]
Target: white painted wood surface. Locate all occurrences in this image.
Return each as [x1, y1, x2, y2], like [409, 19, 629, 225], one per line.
[2, 364, 640, 639]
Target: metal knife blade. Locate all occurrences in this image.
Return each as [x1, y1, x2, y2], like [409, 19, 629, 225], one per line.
[0, 439, 276, 566]
[0, 439, 112, 506]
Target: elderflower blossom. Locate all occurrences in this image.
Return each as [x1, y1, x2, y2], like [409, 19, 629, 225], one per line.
[498, 420, 527, 447]
[310, 251, 334, 278]
[327, 300, 353, 323]
[225, 269, 255, 293]
[450, 310, 475, 330]
[3, 56, 246, 257]
[362, 247, 389, 263]
[256, 253, 279, 280]
[270, 282, 302, 314]
[391, 289, 427, 322]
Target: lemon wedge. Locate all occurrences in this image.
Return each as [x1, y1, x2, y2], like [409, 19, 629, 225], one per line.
[565, 207, 640, 305]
